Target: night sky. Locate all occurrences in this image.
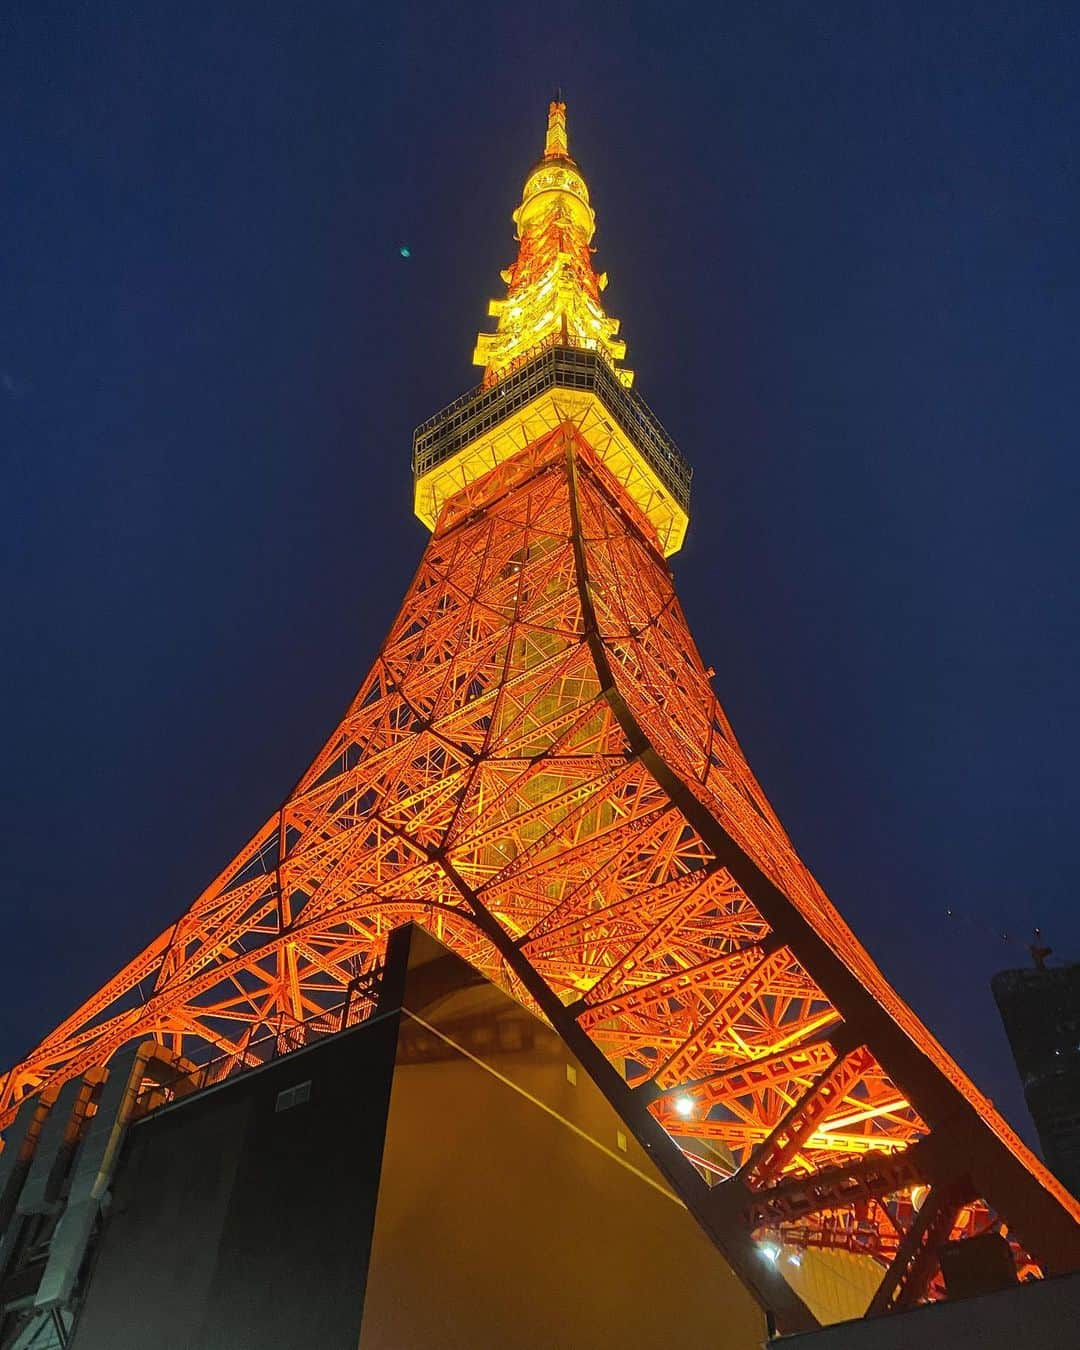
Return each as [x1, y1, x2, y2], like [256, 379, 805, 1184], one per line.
[3, 3, 1078, 1148]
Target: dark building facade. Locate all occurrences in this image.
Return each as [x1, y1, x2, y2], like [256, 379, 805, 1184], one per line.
[0, 926, 768, 1349]
[783, 1268, 1080, 1350]
[992, 963, 1080, 1200]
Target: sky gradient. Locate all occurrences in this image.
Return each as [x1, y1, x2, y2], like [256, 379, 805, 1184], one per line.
[3, 2, 1079, 1147]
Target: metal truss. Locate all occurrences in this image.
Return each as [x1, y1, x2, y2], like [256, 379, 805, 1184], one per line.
[3, 422, 1078, 1329]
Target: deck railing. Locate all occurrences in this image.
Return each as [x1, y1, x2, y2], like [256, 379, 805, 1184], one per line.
[413, 339, 692, 513]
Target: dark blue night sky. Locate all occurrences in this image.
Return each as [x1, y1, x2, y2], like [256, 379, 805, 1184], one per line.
[3, 3, 1078, 1146]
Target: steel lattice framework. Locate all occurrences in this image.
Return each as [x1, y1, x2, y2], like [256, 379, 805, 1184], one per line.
[2, 101, 1078, 1329]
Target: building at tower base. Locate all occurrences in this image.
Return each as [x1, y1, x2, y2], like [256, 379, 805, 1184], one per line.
[2, 927, 775, 1349]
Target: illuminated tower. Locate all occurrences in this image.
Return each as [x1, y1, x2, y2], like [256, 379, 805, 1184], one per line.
[2, 102, 1078, 1331]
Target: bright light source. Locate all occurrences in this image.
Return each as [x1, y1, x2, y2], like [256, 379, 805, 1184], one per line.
[759, 1243, 780, 1264]
[674, 1094, 695, 1118]
[787, 1252, 802, 1267]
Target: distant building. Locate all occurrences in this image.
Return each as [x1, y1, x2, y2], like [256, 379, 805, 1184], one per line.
[992, 962, 1080, 1199]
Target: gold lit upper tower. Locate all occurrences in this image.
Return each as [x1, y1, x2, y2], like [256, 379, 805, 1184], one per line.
[473, 100, 632, 386]
[413, 101, 691, 555]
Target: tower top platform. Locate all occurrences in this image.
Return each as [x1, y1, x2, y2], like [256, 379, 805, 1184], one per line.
[413, 341, 691, 555]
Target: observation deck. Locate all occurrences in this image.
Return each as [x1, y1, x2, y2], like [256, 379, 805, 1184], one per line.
[413, 340, 692, 555]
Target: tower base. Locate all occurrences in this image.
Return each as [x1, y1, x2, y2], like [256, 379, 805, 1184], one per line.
[3, 926, 768, 1349]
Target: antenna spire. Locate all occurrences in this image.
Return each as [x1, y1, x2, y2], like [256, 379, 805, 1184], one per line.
[544, 97, 569, 159]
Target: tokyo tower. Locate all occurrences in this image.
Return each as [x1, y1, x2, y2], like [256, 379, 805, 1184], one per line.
[2, 101, 1078, 1328]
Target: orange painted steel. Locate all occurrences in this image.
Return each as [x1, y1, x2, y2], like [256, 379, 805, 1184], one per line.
[2, 102, 1079, 1324]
